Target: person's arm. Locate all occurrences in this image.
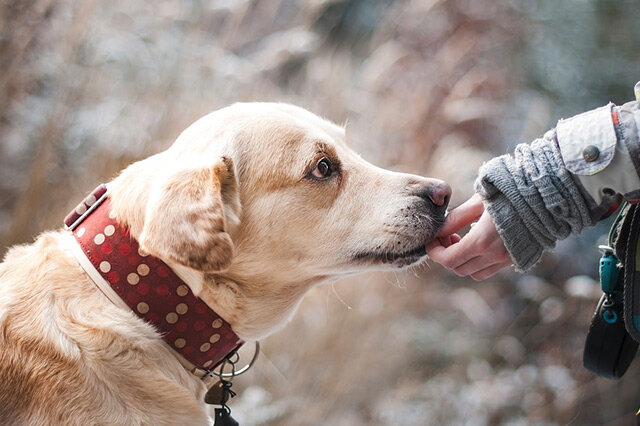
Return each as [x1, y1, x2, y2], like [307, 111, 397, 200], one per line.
[427, 83, 640, 277]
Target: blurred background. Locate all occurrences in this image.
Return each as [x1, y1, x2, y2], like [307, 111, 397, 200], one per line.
[1, 0, 639, 424]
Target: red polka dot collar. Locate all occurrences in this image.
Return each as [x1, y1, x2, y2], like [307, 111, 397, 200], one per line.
[64, 185, 243, 373]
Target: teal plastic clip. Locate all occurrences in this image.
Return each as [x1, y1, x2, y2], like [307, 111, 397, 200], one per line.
[599, 245, 620, 294]
[603, 309, 618, 324]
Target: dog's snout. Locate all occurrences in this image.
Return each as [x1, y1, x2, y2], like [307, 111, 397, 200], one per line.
[412, 181, 451, 212]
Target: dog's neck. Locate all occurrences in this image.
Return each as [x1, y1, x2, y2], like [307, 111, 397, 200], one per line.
[206, 271, 322, 341]
[165, 259, 323, 341]
[140, 252, 318, 342]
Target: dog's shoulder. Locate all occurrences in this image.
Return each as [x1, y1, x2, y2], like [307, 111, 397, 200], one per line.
[0, 231, 209, 425]
[0, 232, 85, 423]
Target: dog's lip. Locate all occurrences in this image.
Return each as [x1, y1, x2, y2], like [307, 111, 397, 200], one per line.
[353, 245, 427, 264]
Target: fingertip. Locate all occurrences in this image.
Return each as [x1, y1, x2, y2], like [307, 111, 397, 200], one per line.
[425, 239, 441, 252]
[439, 236, 453, 247]
[426, 244, 450, 264]
[436, 211, 460, 237]
[437, 198, 485, 236]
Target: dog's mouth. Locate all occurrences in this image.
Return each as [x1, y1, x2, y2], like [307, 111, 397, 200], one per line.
[352, 215, 445, 268]
[353, 245, 427, 267]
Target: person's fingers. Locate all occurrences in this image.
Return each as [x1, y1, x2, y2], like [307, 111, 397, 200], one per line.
[452, 256, 494, 277]
[452, 230, 511, 275]
[469, 261, 512, 281]
[425, 233, 462, 255]
[439, 235, 453, 247]
[425, 238, 443, 253]
[425, 242, 446, 261]
[437, 233, 461, 248]
[430, 207, 511, 271]
[426, 234, 478, 269]
[437, 193, 484, 237]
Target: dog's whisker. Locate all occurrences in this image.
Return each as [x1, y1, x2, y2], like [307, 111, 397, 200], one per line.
[255, 348, 292, 388]
[330, 283, 352, 310]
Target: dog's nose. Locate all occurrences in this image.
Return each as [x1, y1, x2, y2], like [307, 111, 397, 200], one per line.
[413, 180, 451, 212]
[427, 182, 451, 208]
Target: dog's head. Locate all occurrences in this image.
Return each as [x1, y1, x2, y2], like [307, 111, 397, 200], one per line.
[110, 103, 450, 338]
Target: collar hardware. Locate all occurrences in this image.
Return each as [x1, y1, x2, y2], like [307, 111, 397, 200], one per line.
[64, 184, 109, 231]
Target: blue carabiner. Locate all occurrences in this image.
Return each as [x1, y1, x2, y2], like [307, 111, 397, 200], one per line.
[599, 246, 620, 294]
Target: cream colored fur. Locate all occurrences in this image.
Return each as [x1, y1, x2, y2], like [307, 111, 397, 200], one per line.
[0, 103, 448, 425]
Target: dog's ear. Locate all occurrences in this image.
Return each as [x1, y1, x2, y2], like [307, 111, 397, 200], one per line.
[138, 157, 239, 272]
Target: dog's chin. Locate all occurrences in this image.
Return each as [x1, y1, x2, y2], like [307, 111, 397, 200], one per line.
[353, 245, 427, 268]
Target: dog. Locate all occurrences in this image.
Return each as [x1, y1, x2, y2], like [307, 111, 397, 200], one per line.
[0, 103, 450, 425]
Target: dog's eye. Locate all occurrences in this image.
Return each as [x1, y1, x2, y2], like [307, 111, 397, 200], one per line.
[311, 158, 333, 179]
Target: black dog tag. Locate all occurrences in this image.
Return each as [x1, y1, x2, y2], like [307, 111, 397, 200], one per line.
[214, 408, 239, 426]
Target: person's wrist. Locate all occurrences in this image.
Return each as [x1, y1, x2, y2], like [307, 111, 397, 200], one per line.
[479, 191, 542, 272]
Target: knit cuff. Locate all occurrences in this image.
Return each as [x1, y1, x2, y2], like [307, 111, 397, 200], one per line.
[480, 189, 544, 272]
[475, 132, 596, 272]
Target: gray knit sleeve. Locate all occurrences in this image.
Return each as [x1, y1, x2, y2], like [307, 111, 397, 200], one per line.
[474, 130, 596, 271]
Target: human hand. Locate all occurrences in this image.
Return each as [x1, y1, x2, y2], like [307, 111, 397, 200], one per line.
[426, 193, 512, 281]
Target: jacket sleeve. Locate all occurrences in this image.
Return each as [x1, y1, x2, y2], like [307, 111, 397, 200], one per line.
[475, 95, 640, 272]
[556, 101, 640, 206]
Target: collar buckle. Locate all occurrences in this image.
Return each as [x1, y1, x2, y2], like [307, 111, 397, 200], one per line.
[64, 184, 109, 231]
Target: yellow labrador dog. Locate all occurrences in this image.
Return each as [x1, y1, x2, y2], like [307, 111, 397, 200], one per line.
[0, 103, 450, 425]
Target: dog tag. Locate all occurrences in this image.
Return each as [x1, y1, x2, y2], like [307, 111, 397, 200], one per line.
[205, 381, 229, 405]
[213, 408, 239, 426]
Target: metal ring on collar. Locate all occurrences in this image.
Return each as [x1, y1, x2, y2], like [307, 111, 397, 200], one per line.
[215, 341, 260, 378]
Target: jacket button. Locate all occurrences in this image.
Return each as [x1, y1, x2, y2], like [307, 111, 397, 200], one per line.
[583, 145, 600, 162]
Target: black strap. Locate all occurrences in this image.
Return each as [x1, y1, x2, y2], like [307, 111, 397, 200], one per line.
[583, 293, 638, 378]
[613, 202, 634, 264]
[583, 202, 639, 378]
[623, 203, 640, 342]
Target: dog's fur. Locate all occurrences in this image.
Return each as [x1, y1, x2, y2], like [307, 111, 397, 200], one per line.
[0, 103, 449, 425]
